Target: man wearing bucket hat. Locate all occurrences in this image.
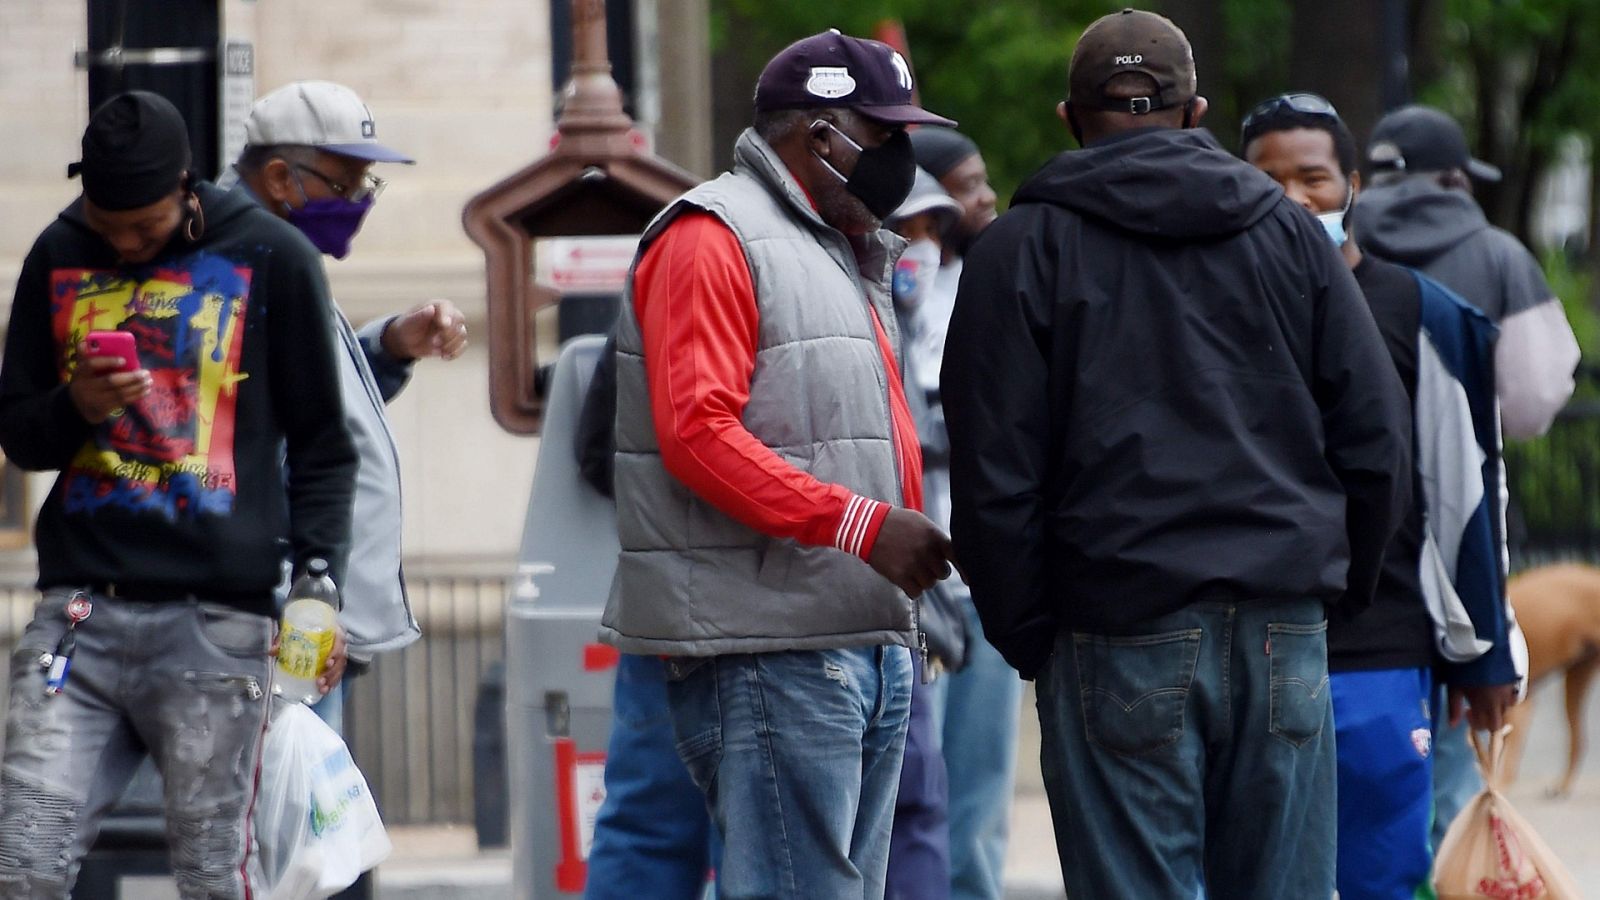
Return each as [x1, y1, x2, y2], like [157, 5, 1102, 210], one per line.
[600, 29, 960, 898]
[228, 81, 469, 733]
[0, 91, 355, 899]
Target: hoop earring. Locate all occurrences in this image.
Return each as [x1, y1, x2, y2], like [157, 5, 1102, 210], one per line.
[183, 197, 204, 242]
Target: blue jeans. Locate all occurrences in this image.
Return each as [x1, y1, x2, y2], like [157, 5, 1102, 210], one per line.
[1430, 687, 1481, 851]
[926, 597, 1022, 900]
[1331, 668, 1435, 900]
[586, 655, 717, 900]
[666, 646, 913, 900]
[1035, 600, 1336, 900]
[887, 655, 950, 900]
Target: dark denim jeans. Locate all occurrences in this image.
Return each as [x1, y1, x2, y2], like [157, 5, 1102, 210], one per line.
[1035, 600, 1335, 900]
[585, 654, 717, 900]
[666, 646, 912, 900]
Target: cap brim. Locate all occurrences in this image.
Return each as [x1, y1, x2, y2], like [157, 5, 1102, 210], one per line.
[856, 104, 957, 128]
[887, 195, 962, 227]
[1466, 157, 1501, 182]
[319, 142, 416, 164]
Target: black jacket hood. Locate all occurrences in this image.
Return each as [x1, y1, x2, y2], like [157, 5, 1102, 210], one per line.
[1352, 177, 1488, 265]
[1011, 127, 1284, 240]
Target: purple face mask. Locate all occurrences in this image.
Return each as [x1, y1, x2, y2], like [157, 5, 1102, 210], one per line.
[286, 196, 374, 260]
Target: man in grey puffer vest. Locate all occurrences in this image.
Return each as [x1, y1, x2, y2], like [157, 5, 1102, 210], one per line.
[600, 30, 959, 900]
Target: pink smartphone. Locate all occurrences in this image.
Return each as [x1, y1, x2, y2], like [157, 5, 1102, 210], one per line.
[84, 331, 140, 373]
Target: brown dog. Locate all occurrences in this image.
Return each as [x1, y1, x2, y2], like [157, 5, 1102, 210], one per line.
[1500, 563, 1600, 797]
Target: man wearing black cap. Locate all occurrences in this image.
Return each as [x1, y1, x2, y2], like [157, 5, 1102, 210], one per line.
[0, 91, 354, 898]
[1354, 104, 1580, 851]
[905, 126, 1016, 900]
[1355, 105, 1580, 442]
[942, 10, 1410, 897]
[599, 29, 959, 898]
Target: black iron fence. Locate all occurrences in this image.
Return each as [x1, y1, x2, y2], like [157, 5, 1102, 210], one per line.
[1506, 372, 1600, 568]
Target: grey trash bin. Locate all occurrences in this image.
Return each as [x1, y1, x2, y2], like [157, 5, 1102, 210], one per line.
[506, 335, 621, 898]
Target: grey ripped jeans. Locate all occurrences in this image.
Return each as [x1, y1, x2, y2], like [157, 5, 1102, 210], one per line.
[0, 588, 273, 899]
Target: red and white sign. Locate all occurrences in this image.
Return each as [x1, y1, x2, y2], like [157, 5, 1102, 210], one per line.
[553, 737, 608, 893]
[535, 236, 640, 294]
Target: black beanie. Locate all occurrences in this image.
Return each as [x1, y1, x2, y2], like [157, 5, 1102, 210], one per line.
[68, 91, 192, 211]
[909, 126, 978, 179]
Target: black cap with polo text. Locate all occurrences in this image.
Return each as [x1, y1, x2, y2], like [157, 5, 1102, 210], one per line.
[1367, 105, 1501, 182]
[1069, 8, 1196, 115]
[754, 29, 956, 127]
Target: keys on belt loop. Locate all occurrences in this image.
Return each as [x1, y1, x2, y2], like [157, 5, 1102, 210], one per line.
[42, 592, 93, 697]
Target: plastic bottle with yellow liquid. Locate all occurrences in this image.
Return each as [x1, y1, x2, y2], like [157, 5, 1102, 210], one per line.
[275, 557, 341, 704]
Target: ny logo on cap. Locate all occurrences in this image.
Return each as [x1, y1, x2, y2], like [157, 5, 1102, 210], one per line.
[806, 67, 857, 99]
[889, 51, 913, 91]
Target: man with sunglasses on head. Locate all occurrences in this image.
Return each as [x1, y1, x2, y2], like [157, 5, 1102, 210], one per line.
[599, 30, 959, 898]
[941, 11, 1410, 898]
[228, 81, 470, 731]
[1243, 92, 1520, 900]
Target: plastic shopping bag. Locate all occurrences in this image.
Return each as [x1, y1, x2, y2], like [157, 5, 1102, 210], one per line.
[254, 697, 393, 900]
[1434, 728, 1580, 900]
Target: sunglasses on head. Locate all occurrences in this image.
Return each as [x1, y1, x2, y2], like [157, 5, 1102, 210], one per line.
[1241, 93, 1340, 134]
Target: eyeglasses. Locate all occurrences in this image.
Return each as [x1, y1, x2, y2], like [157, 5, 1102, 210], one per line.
[293, 163, 387, 203]
[1241, 93, 1340, 133]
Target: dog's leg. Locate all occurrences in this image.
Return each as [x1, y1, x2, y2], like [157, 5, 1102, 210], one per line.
[1553, 656, 1598, 798]
[1502, 695, 1535, 791]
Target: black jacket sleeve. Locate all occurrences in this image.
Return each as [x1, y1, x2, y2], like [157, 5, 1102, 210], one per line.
[1310, 240, 1413, 616]
[0, 242, 94, 470]
[940, 217, 1059, 679]
[575, 331, 619, 499]
[268, 242, 358, 586]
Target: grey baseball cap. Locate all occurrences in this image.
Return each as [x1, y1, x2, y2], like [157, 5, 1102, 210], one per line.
[245, 80, 414, 164]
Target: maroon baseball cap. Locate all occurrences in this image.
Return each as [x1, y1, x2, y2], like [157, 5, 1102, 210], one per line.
[754, 30, 956, 127]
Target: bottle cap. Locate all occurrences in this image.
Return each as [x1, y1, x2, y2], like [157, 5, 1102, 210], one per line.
[306, 558, 330, 577]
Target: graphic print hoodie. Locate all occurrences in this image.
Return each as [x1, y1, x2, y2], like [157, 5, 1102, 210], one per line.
[0, 182, 356, 616]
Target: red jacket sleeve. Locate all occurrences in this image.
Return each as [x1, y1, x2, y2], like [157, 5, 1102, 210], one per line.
[633, 212, 892, 559]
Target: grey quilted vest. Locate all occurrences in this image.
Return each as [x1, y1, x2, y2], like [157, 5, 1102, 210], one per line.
[600, 129, 914, 656]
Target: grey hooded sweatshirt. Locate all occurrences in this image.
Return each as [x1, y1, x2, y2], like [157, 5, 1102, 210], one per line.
[1355, 177, 1580, 438]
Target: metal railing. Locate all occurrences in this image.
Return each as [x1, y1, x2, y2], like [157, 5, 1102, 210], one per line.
[345, 572, 507, 826]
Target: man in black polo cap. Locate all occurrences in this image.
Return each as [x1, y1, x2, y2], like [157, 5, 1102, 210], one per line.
[0, 91, 354, 899]
[942, 10, 1411, 897]
[598, 29, 959, 899]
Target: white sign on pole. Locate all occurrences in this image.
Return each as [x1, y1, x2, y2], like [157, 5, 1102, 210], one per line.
[219, 41, 254, 176]
[535, 236, 641, 294]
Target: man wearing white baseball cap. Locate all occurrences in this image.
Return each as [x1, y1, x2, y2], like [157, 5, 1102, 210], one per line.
[227, 80, 469, 732]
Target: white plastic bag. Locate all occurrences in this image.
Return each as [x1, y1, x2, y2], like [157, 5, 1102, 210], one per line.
[254, 697, 392, 900]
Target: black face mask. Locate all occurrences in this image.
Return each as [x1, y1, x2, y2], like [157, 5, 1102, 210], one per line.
[814, 122, 917, 221]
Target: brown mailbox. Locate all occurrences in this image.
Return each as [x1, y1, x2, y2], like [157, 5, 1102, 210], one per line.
[464, 0, 699, 435]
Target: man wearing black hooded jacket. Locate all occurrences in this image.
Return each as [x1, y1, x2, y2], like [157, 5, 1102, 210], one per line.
[940, 10, 1410, 899]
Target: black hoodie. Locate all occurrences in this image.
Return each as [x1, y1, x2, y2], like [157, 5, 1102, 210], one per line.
[941, 128, 1411, 677]
[0, 182, 356, 616]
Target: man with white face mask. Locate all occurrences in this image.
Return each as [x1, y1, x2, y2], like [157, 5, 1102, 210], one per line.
[883, 167, 963, 900]
[909, 126, 1017, 900]
[1243, 92, 1520, 900]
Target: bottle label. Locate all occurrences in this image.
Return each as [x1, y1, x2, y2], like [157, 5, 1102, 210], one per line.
[277, 625, 334, 681]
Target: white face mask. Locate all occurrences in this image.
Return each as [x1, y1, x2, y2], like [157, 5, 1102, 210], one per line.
[1316, 184, 1355, 247]
[893, 239, 942, 310]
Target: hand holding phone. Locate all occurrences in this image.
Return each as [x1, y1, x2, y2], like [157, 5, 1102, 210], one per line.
[71, 332, 150, 424]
